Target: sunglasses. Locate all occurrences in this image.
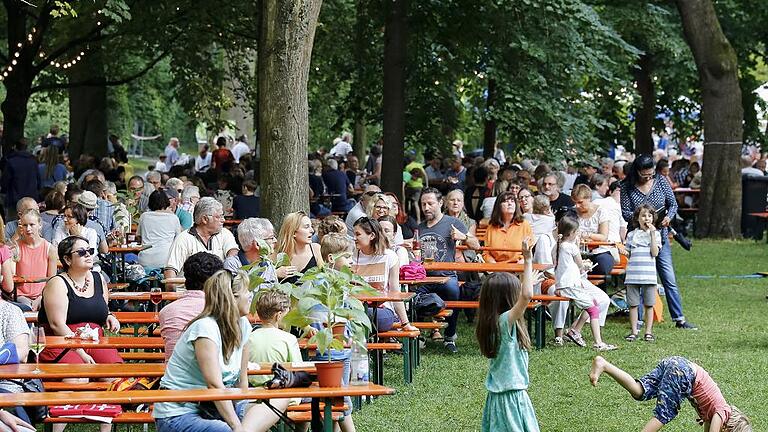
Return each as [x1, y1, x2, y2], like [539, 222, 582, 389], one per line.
[70, 248, 96, 257]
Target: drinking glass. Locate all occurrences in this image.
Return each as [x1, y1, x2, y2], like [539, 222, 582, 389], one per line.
[29, 325, 46, 374]
[150, 287, 162, 318]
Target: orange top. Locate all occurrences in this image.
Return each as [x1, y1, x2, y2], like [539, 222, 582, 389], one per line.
[484, 220, 533, 263]
[16, 240, 50, 299]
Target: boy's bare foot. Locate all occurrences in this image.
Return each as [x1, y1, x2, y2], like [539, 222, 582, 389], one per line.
[589, 356, 607, 386]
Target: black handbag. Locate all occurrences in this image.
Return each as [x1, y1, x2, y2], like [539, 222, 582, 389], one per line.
[413, 292, 445, 320]
[264, 363, 312, 389]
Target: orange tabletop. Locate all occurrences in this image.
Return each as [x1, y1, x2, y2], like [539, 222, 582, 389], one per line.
[109, 292, 183, 302]
[44, 336, 165, 350]
[0, 383, 395, 407]
[13, 276, 49, 284]
[0, 362, 316, 380]
[108, 245, 151, 253]
[456, 245, 522, 252]
[422, 262, 552, 273]
[399, 276, 450, 285]
[110, 312, 259, 325]
[585, 241, 617, 247]
[161, 277, 186, 287]
[673, 188, 700, 194]
[224, 219, 243, 226]
[356, 292, 415, 303]
[748, 212, 768, 218]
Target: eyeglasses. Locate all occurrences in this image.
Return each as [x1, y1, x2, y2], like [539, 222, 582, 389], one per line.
[374, 205, 389, 211]
[519, 194, 533, 199]
[70, 248, 95, 257]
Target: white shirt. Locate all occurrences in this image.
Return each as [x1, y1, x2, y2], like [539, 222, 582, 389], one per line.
[741, 167, 764, 176]
[195, 153, 212, 172]
[353, 249, 398, 311]
[52, 224, 99, 252]
[166, 227, 239, 276]
[138, 211, 182, 269]
[231, 141, 250, 163]
[595, 197, 626, 242]
[155, 161, 168, 173]
[329, 141, 353, 158]
[555, 241, 581, 289]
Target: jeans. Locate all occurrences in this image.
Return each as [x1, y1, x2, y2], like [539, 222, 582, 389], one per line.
[155, 400, 248, 432]
[416, 275, 459, 340]
[656, 240, 684, 322]
[589, 251, 615, 278]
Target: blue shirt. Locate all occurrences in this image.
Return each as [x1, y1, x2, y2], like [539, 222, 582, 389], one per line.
[321, 169, 351, 211]
[93, 199, 115, 233]
[38, 163, 68, 188]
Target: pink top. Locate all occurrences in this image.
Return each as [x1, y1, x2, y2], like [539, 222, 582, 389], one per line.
[158, 290, 205, 361]
[691, 364, 731, 424]
[0, 245, 10, 264]
[16, 241, 50, 299]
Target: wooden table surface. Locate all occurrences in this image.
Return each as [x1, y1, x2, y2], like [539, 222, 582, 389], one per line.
[748, 212, 768, 218]
[0, 362, 315, 380]
[357, 292, 415, 303]
[43, 336, 165, 350]
[399, 276, 450, 285]
[673, 188, 700, 194]
[422, 262, 553, 272]
[0, 383, 396, 407]
[109, 292, 184, 301]
[108, 245, 151, 253]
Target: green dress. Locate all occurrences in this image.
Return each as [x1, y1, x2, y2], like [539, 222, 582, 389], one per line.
[481, 310, 540, 432]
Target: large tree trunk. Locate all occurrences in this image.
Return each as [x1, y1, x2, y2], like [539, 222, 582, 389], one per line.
[381, 0, 407, 200]
[353, 119, 367, 163]
[482, 78, 497, 159]
[258, 0, 321, 230]
[633, 54, 654, 155]
[676, 0, 743, 238]
[1, 2, 33, 155]
[68, 44, 108, 160]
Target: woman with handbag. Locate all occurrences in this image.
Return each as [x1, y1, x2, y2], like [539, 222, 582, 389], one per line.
[153, 269, 287, 432]
[620, 154, 697, 330]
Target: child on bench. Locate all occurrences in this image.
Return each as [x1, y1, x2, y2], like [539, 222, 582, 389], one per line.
[590, 356, 752, 432]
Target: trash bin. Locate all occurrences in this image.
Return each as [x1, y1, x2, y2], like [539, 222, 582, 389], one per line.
[741, 174, 768, 240]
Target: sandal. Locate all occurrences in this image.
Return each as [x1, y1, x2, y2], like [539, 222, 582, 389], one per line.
[593, 343, 618, 352]
[643, 333, 656, 342]
[431, 329, 444, 342]
[565, 329, 586, 347]
[624, 333, 638, 342]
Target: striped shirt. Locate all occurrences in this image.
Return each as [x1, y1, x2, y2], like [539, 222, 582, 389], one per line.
[620, 175, 678, 241]
[624, 228, 661, 285]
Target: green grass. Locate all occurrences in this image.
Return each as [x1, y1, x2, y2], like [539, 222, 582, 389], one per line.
[353, 240, 768, 432]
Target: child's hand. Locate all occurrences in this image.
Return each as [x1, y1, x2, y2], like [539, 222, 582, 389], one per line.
[521, 237, 535, 260]
[647, 223, 656, 232]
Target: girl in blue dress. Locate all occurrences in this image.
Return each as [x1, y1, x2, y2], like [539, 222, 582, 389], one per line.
[476, 239, 540, 432]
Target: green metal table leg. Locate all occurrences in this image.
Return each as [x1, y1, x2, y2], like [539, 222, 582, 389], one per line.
[323, 397, 333, 432]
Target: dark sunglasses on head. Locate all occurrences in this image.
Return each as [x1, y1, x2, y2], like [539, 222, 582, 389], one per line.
[70, 248, 96, 257]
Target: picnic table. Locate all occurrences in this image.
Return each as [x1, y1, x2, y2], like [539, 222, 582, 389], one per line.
[223, 219, 242, 226]
[11, 276, 48, 302]
[0, 384, 395, 432]
[673, 187, 700, 194]
[422, 262, 553, 273]
[0, 362, 316, 380]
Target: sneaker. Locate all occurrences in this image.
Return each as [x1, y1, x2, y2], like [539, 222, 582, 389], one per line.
[675, 321, 698, 330]
[565, 329, 587, 347]
[444, 341, 458, 354]
[553, 336, 564, 347]
[593, 342, 618, 351]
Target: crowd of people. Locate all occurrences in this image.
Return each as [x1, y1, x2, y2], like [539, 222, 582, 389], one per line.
[0, 126, 757, 432]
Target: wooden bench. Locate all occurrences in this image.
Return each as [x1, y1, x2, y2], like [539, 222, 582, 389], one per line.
[0, 385, 394, 432]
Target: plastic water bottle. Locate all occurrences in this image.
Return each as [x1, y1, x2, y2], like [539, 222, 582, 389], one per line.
[350, 343, 369, 385]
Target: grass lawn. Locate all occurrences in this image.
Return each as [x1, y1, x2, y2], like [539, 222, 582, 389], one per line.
[353, 240, 768, 432]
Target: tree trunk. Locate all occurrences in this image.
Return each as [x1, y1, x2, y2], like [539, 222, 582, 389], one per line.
[68, 44, 108, 160]
[353, 119, 367, 163]
[633, 54, 654, 155]
[258, 0, 321, 231]
[482, 78, 497, 159]
[381, 0, 407, 200]
[676, 0, 743, 238]
[0, 2, 33, 155]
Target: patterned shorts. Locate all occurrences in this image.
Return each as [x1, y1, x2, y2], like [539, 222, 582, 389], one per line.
[636, 356, 695, 424]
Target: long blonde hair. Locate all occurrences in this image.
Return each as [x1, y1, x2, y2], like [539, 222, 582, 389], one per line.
[276, 211, 308, 260]
[186, 269, 249, 360]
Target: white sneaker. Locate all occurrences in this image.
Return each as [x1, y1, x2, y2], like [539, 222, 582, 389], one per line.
[553, 337, 564, 347]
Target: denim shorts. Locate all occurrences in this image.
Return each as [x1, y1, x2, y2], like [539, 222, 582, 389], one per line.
[636, 356, 695, 424]
[155, 400, 249, 432]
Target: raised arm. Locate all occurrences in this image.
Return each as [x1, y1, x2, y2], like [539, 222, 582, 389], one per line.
[508, 239, 534, 324]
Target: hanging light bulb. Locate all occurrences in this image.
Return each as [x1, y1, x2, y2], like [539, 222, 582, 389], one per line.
[11, 60, 17, 65]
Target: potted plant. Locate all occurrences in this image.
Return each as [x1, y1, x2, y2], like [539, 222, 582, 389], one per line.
[246, 246, 377, 387]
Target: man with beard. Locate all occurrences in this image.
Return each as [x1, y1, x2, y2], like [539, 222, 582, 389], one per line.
[417, 187, 480, 353]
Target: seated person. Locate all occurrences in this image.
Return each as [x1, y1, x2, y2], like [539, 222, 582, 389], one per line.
[10, 209, 58, 311]
[0, 297, 32, 425]
[153, 270, 286, 432]
[484, 191, 533, 263]
[233, 180, 260, 220]
[137, 190, 182, 271]
[159, 252, 224, 360]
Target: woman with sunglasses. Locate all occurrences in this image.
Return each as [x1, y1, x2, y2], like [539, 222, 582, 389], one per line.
[154, 270, 286, 432]
[38, 236, 122, 431]
[10, 209, 57, 311]
[352, 217, 417, 333]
